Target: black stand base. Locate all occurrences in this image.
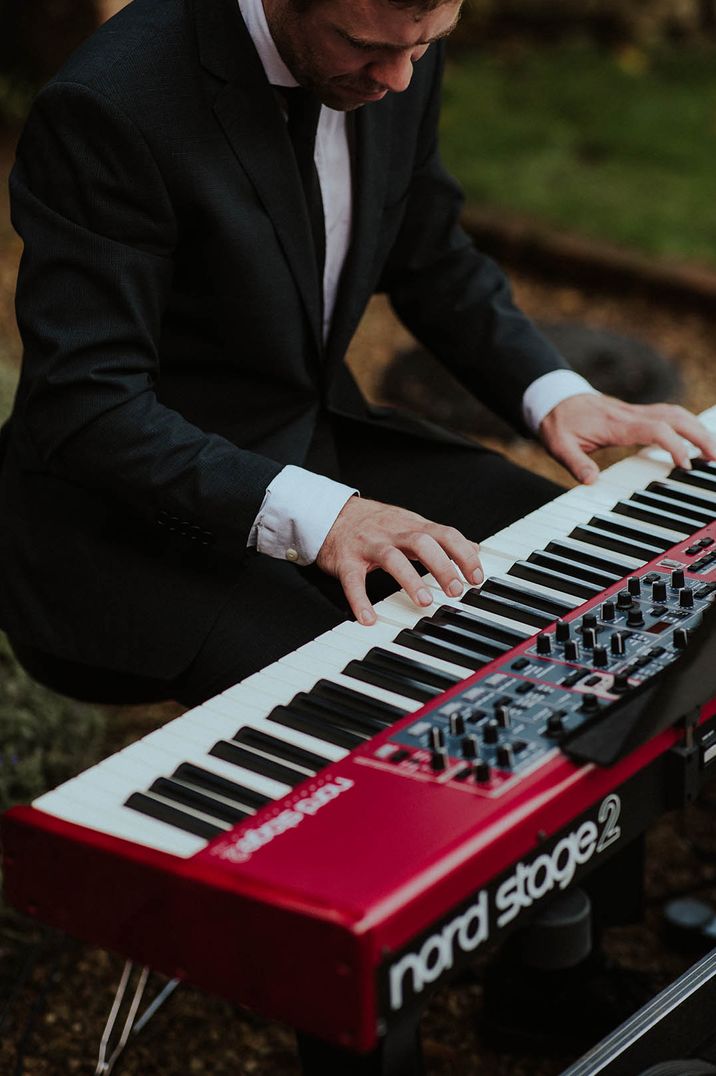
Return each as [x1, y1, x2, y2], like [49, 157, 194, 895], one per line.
[296, 1014, 424, 1076]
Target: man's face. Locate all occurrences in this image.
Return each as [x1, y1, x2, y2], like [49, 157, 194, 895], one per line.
[263, 0, 463, 110]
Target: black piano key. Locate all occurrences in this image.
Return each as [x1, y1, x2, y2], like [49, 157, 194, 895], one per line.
[545, 540, 634, 579]
[527, 550, 620, 589]
[611, 500, 696, 535]
[690, 459, 716, 475]
[645, 482, 716, 519]
[415, 617, 507, 658]
[668, 467, 716, 492]
[233, 727, 330, 772]
[480, 577, 576, 618]
[395, 628, 489, 671]
[629, 491, 713, 528]
[569, 524, 658, 562]
[430, 606, 528, 647]
[343, 649, 458, 703]
[461, 589, 553, 628]
[125, 791, 224, 840]
[295, 690, 394, 736]
[149, 776, 250, 826]
[210, 740, 308, 787]
[268, 704, 365, 750]
[310, 680, 405, 723]
[507, 560, 603, 600]
[587, 515, 673, 551]
[173, 763, 273, 811]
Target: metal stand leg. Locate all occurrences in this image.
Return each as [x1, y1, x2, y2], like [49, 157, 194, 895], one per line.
[94, 960, 180, 1075]
[296, 1014, 424, 1076]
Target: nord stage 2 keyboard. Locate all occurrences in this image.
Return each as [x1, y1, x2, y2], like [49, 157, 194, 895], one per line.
[4, 411, 716, 1069]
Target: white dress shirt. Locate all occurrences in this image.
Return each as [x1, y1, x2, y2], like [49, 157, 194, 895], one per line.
[240, 0, 598, 566]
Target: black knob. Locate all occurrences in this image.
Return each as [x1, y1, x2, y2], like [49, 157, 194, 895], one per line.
[462, 735, 478, 760]
[593, 645, 608, 668]
[449, 713, 466, 737]
[536, 633, 552, 655]
[617, 589, 633, 610]
[612, 672, 631, 693]
[556, 620, 571, 643]
[674, 627, 689, 650]
[611, 633, 626, 656]
[601, 601, 616, 621]
[627, 608, 645, 628]
[680, 588, 695, 610]
[474, 760, 491, 783]
[582, 613, 598, 629]
[581, 627, 597, 649]
[546, 712, 565, 736]
[430, 749, 448, 772]
[652, 580, 667, 603]
[671, 568, 686, 589]
[429, 727, 445, 751]
[496, 744, 514, 769]
[495, 705, 511, 728]
[564, 639, 579, 662]
[581, 693, 600, 713]
[483, 720, 499, 744]
[628, 577, 641, 596]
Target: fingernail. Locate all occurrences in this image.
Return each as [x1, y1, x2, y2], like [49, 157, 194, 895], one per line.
[417, 588, 433, 606]
[580, 468, 598, 485]
[472, 569, 483, 584]
[448, 579, 463, 597]
[360, 608, 375, 625]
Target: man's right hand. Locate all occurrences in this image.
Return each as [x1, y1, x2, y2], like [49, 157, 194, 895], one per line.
[316, 496, 483, 626]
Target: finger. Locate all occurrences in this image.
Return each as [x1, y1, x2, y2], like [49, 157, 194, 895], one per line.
[408, 532, 466, 597]
[548, 433, 600, 485]
[631, 417, 693, 470]
[649, 406, 716, 461]
[429, 526, 483, 585]
[339, 563, 376, 626]
[378, 546, 436, 610]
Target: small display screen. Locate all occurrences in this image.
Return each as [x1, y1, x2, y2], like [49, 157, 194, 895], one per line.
[647, 621, 671, 634]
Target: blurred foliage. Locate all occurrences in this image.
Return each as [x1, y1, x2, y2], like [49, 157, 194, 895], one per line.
[455, 0, 716, 47]
[441, 41, 716, 264]
[0, 633, 106, 813]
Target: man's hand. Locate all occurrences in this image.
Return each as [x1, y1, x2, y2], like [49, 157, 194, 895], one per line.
[316, 497, 483, 626]
[540, 394, 716, 485]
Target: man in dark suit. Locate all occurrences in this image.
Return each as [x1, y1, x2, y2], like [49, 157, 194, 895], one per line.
[0, 0, 713, 707]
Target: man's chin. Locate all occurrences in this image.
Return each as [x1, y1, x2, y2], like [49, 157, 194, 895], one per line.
[319, 84, 388, 111]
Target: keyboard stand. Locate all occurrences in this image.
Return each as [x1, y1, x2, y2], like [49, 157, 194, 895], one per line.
[296, 1013, 424, 1076]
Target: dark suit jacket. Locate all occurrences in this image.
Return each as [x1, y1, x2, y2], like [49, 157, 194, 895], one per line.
[0, 0, 569, 678]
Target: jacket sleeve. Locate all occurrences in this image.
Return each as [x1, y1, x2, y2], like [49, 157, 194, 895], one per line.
[10, 80, 283, 558]
[378, 45, 571, 435]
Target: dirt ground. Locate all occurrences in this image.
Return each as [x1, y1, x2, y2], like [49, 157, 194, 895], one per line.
[2, 129, 716, 1074]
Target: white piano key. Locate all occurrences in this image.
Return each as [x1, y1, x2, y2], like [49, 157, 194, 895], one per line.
[325, 621, 476, 680]
[657, 477, 716, 505]
[133, 729, 294, 800]
[202, 697, 348, 762]
[33, 788, 206, 858]
[546, 500, 688, 544]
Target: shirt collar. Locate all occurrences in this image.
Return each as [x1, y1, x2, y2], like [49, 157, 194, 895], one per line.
[238, 0, 298, 87]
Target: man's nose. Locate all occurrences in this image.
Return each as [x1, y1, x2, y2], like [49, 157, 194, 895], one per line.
[367, 51, 415, 94]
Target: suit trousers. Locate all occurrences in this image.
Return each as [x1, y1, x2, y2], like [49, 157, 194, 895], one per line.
[10, 417, 563, 708]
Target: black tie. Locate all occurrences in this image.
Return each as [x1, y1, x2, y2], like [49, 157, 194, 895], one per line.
[281, 87, 326, 285]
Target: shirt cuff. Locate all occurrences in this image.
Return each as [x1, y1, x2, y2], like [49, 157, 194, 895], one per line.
[522, 370, 601, 433]
[248, 465, 358, 565]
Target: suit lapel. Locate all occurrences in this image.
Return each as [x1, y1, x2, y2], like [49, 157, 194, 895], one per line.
[194, 0, 323, 356]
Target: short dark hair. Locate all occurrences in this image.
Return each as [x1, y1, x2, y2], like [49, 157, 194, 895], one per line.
[291, 0, 454, 11]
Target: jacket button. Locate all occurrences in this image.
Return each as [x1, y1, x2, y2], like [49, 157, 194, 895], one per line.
[286, 548, 299, 562]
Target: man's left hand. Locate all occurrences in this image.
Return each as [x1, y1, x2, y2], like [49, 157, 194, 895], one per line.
[539, 394, 716, 485]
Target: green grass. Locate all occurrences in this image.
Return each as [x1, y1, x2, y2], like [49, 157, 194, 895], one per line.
[440, 42, 716, 265]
